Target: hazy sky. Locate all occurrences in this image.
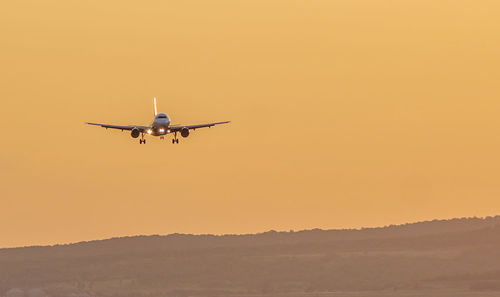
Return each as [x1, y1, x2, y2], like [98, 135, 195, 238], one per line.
[1, 0, 500, 248]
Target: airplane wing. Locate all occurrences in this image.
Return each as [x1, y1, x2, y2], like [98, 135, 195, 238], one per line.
[86, 122, 150, 131]
[169, 121, 230, 132]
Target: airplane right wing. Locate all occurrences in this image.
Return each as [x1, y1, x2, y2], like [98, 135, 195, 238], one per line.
[86, 122, 150, 132]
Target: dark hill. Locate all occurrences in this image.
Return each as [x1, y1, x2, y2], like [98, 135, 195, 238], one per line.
[2, 216, 500, 297]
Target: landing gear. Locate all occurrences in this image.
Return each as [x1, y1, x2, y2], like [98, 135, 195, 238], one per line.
[139, 133, 146, 144]
[172, 132, 179, 144]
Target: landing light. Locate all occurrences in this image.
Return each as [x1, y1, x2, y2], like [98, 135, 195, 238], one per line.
[147, 129, 152, 134]
[159, 128, 165, 133]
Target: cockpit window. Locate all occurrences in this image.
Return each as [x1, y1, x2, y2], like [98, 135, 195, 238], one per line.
[158, 114, 167, 119]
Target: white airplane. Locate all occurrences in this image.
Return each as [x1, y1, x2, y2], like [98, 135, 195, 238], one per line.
[86, 98, 230, 144]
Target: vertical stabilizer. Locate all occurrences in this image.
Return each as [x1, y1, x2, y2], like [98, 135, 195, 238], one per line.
[154, 97, 158, 116]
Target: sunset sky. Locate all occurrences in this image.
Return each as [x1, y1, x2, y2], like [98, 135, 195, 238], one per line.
[1, 0, 500, 248]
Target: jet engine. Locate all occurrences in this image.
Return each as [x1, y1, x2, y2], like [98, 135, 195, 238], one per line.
[131, 128, 140, 138]
[180, 127, 190, 138]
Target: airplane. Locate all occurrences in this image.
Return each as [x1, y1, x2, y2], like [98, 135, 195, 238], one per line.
[86, 98, 230, 144]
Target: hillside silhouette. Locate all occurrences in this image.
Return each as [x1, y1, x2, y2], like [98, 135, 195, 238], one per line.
[2, 216, 500, 297]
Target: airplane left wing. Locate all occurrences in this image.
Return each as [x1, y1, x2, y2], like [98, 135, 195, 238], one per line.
[86, 123, 150, 132]
[169, 121, 230, 132]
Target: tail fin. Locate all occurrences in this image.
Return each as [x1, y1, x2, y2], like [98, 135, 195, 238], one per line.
[153, 97, 158, 116]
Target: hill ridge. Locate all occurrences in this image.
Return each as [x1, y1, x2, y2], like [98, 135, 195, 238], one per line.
[2, 215, 500, 296]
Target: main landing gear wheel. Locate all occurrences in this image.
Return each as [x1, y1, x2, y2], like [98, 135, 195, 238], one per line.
[172, 138, 179, 144]
[139, 139, 146, 144]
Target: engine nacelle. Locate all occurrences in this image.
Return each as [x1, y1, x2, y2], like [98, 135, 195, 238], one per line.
[131, 128, 140, 138]
[180, 127, 190, 138]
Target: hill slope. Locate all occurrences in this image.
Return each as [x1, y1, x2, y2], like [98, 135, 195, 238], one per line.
[2, 216, 500, 297]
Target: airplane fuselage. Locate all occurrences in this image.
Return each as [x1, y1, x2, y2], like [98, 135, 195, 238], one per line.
[149, 113, 171, 136]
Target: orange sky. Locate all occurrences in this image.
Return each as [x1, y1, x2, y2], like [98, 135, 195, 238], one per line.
[1, 0, 500, 248]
